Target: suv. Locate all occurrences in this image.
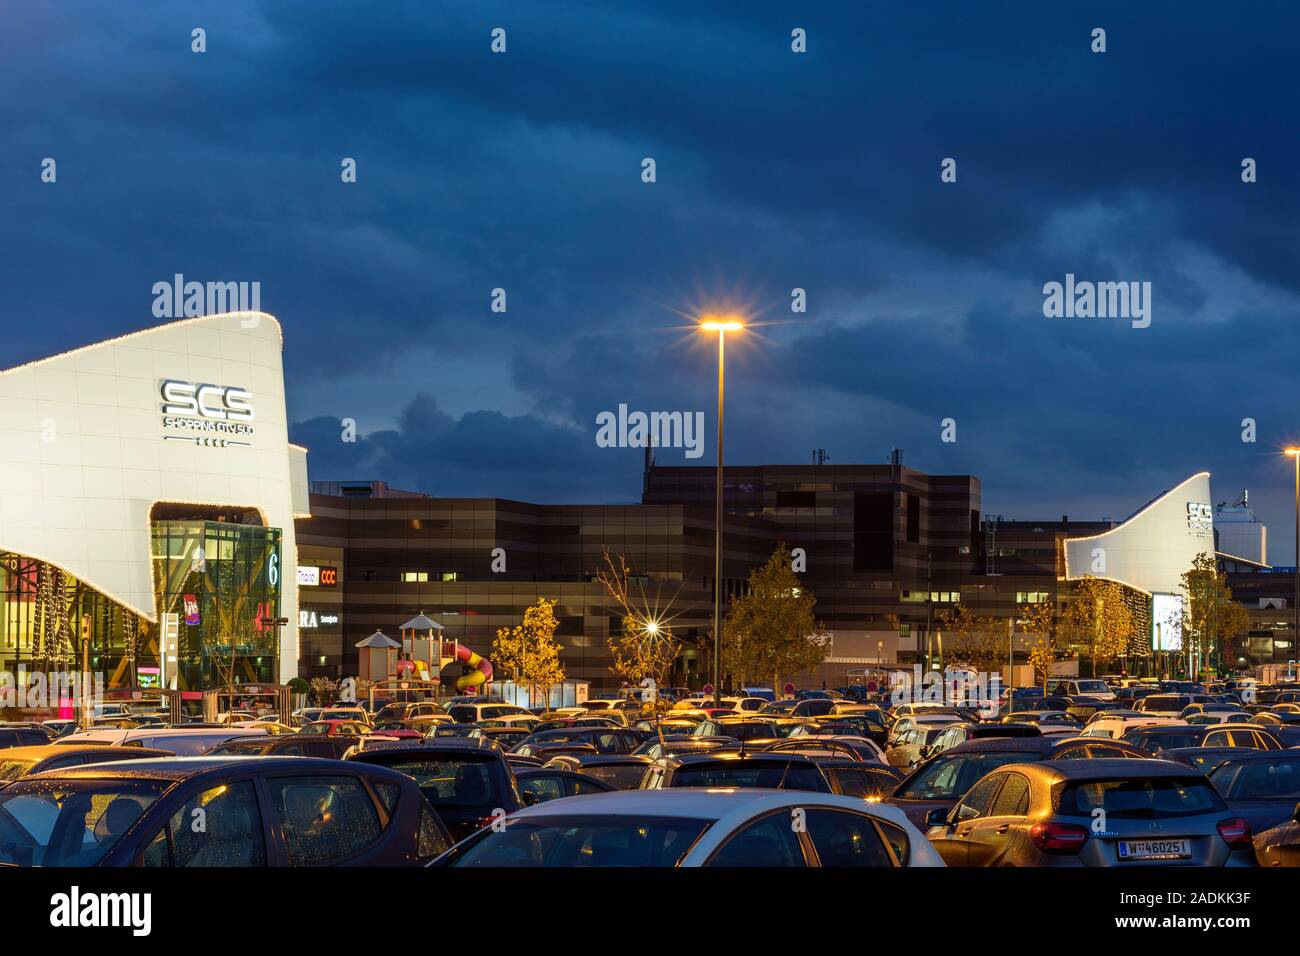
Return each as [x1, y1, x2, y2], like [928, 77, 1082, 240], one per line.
[0, 725, 51, 750]
[1046, 679, 1115, 701]
[346, 741, 525, 842]
[446, 702, 532, 724]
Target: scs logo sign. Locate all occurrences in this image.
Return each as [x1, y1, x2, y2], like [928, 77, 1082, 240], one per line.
[160, 379, 255, 448]
[1186, 501, 1213, 537]
[161, 380, 255, 421]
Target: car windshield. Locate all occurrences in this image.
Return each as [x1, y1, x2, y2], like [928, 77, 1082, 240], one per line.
[0, 778, 168, 866]
[451, 815, 712, 866]
[672, 762, 826, 791]
[580, 765, 648, 789]
[1210, 758, 1300, 800]
[375, 757, 508, 807]
[1128, 730, 1204, 751]
[1059, 777, 1224, 819]
[1075, 681, 1109, 694]
[896, 752, 1033, 800]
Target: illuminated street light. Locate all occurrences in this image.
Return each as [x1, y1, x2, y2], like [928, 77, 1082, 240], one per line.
[699, 315, 745, 708]
[643, 618, 661, 637]
[1287, 448, 1300, 677]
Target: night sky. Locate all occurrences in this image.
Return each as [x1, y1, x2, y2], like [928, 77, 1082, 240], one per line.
[7, 2, 1300, 561]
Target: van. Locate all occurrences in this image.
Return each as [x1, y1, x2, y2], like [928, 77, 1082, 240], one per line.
[1046, 678, 1116, 701]
[1079, 715, 1184, 739]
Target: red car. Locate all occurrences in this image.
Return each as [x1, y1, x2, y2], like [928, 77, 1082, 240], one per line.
[299, 719, 370, 736]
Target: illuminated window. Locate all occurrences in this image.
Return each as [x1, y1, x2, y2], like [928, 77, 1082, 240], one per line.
[401, 571, 428, 583]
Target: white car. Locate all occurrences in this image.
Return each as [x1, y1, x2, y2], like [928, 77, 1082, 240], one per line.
[317, 706, 372, 725]
[1079, 715, 1185, 740]
[433, 789, 944, 867]
[446, 701, 533, 723]
[1046, 678, 1116, 701]
[57, 726, 267, 755]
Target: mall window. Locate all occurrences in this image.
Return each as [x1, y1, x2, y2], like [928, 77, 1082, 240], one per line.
[1016, 591, 1051, 604]
[439, 572, 458, 582]
[776, 490, 816, 509]
[854, 493, 894, 572]
[401, 571, 429, 583]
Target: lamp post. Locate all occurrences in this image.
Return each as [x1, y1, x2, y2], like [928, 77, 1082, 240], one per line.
[700, 317, 743, 708]
[1287, 449, 1300, 678]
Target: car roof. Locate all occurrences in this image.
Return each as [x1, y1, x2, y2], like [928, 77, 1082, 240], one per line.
[661, 751, 818, 768]
[347, 742, 503, 761]
[23, 756, 384, 782]
[1206, 749, 1300, 765]
[947, 737, 1053, 755]
[0, 744, 172, 760]
[1023, 758, 1203, 781]
[502, 787, 914, 826]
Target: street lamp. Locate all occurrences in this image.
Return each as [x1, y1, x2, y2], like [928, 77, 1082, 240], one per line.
[700, 316, 744, 707]
[1286, 448, 1300, 677]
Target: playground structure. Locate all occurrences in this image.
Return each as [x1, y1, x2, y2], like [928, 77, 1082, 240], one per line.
[354, 613, 494, 695]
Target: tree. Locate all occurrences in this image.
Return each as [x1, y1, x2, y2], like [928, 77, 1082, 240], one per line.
[1018, 601, 1059, 691]
[1062, 576, 1133, 675]
[721, 544, 829, 693]
[935, 603, 1011, 677]
[1176, 552, 1251, 678]
[492, 597, 566, 708]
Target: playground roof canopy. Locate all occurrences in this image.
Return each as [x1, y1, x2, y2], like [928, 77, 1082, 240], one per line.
[356, 630, 402, 649]
[399, 613, 444, 631]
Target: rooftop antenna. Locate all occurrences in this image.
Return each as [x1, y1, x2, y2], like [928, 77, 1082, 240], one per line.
[812, 448, 829, 466]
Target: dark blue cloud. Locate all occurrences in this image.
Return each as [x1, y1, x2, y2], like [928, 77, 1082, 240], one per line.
[5, 1, 1300, 559]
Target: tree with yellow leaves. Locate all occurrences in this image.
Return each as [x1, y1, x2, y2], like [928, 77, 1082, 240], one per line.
[935, 602, 1011, 677]
[1062, 576, 1133, 676]
[1018, 601, 1060, 691]
[492, 597, 566, 709]
[1176, 552, 1251, 678]
[597, 551, 681, 693]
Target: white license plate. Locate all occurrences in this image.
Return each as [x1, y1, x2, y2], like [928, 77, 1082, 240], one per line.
[1117, 838, 1191, 860]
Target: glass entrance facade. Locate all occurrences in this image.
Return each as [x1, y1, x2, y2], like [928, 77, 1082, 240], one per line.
[152, 520, 283, 690]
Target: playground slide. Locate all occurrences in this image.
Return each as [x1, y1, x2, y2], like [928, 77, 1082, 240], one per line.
[453, 644, 494, 692]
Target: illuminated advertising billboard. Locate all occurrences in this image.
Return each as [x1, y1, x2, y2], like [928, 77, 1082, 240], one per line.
[1151, 592, 1183, 651]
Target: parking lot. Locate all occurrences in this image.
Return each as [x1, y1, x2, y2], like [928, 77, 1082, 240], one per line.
[1, 676, 1298, 869]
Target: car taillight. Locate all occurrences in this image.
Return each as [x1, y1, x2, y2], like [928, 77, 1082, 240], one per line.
[1029, 822, 1089, 853]
[1217, 817, 1252, 849]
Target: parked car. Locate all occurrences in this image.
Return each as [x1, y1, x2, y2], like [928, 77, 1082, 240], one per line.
[465, 726, 532, 750]
[57, 726, 267, 756]
[1163, 747, 1257, 775]
[885, 736, 1148, 830]
[204, 734, 356, 759]
[811, 760, 904, 798]
[763, 735, 888, 764]
[345, 741, 525, 842]
[0, 725, 53, 750]
[925, 759, 1255, 867]
[0, 757, 450, 866]
[513, 767, 618, 804]
[1046, 678, 1116, 701]
[1208, 751, 1300, 833]
[447, 702, 534, 724]
[1254, 805, 1300, 867]
[513, 727, 646, 755]
[640, 752, 832, 793]
[297, 720, 371, 737]
[1120, 724, 1211, 755]
[630, 736, 736, 760]
[1198, 725, 1282, 751]
[690, 718, 780, 741]
[543, 753, 654, 790]
[0, 745, 174, 784]
[432, 789, 943, 867]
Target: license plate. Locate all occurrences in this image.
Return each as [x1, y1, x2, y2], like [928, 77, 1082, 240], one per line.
[1117, 838, 1191, 860]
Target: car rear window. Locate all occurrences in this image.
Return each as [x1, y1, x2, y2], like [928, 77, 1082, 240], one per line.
[1126, 729, 1205, 752]
[1059, 776, 1224, 819]
[581, 764, 648, 789]
[0, 758, 36, 783]
[376, 757, 509, 807]
[451, 815, 712, 866]
[672, 762, 828, 792]
[1210, 758, 1300, 800]
[896, 752, 1033, 800]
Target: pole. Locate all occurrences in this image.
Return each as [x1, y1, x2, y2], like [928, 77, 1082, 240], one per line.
[925, 553, 933, 674]
[713, 331, 725, 709]
[1293, 453, 1298, 680]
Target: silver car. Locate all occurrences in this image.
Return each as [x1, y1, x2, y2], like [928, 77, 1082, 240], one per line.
[925, 758, 1256, 866]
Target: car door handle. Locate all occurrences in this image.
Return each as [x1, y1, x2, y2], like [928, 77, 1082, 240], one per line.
[995, 824, 1010, 834]
[956, 827, 972, 837]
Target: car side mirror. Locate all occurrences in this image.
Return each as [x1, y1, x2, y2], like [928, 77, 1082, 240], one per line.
[925, 808, 951, 828]
[520, 790, 539, 806]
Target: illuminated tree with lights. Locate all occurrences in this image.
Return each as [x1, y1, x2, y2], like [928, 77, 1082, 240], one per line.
[492, 596, 566, 709]
[598, 551, 680, 697]
[1062, 575, 1133, 676]
[1174, 553, 1251, 678]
